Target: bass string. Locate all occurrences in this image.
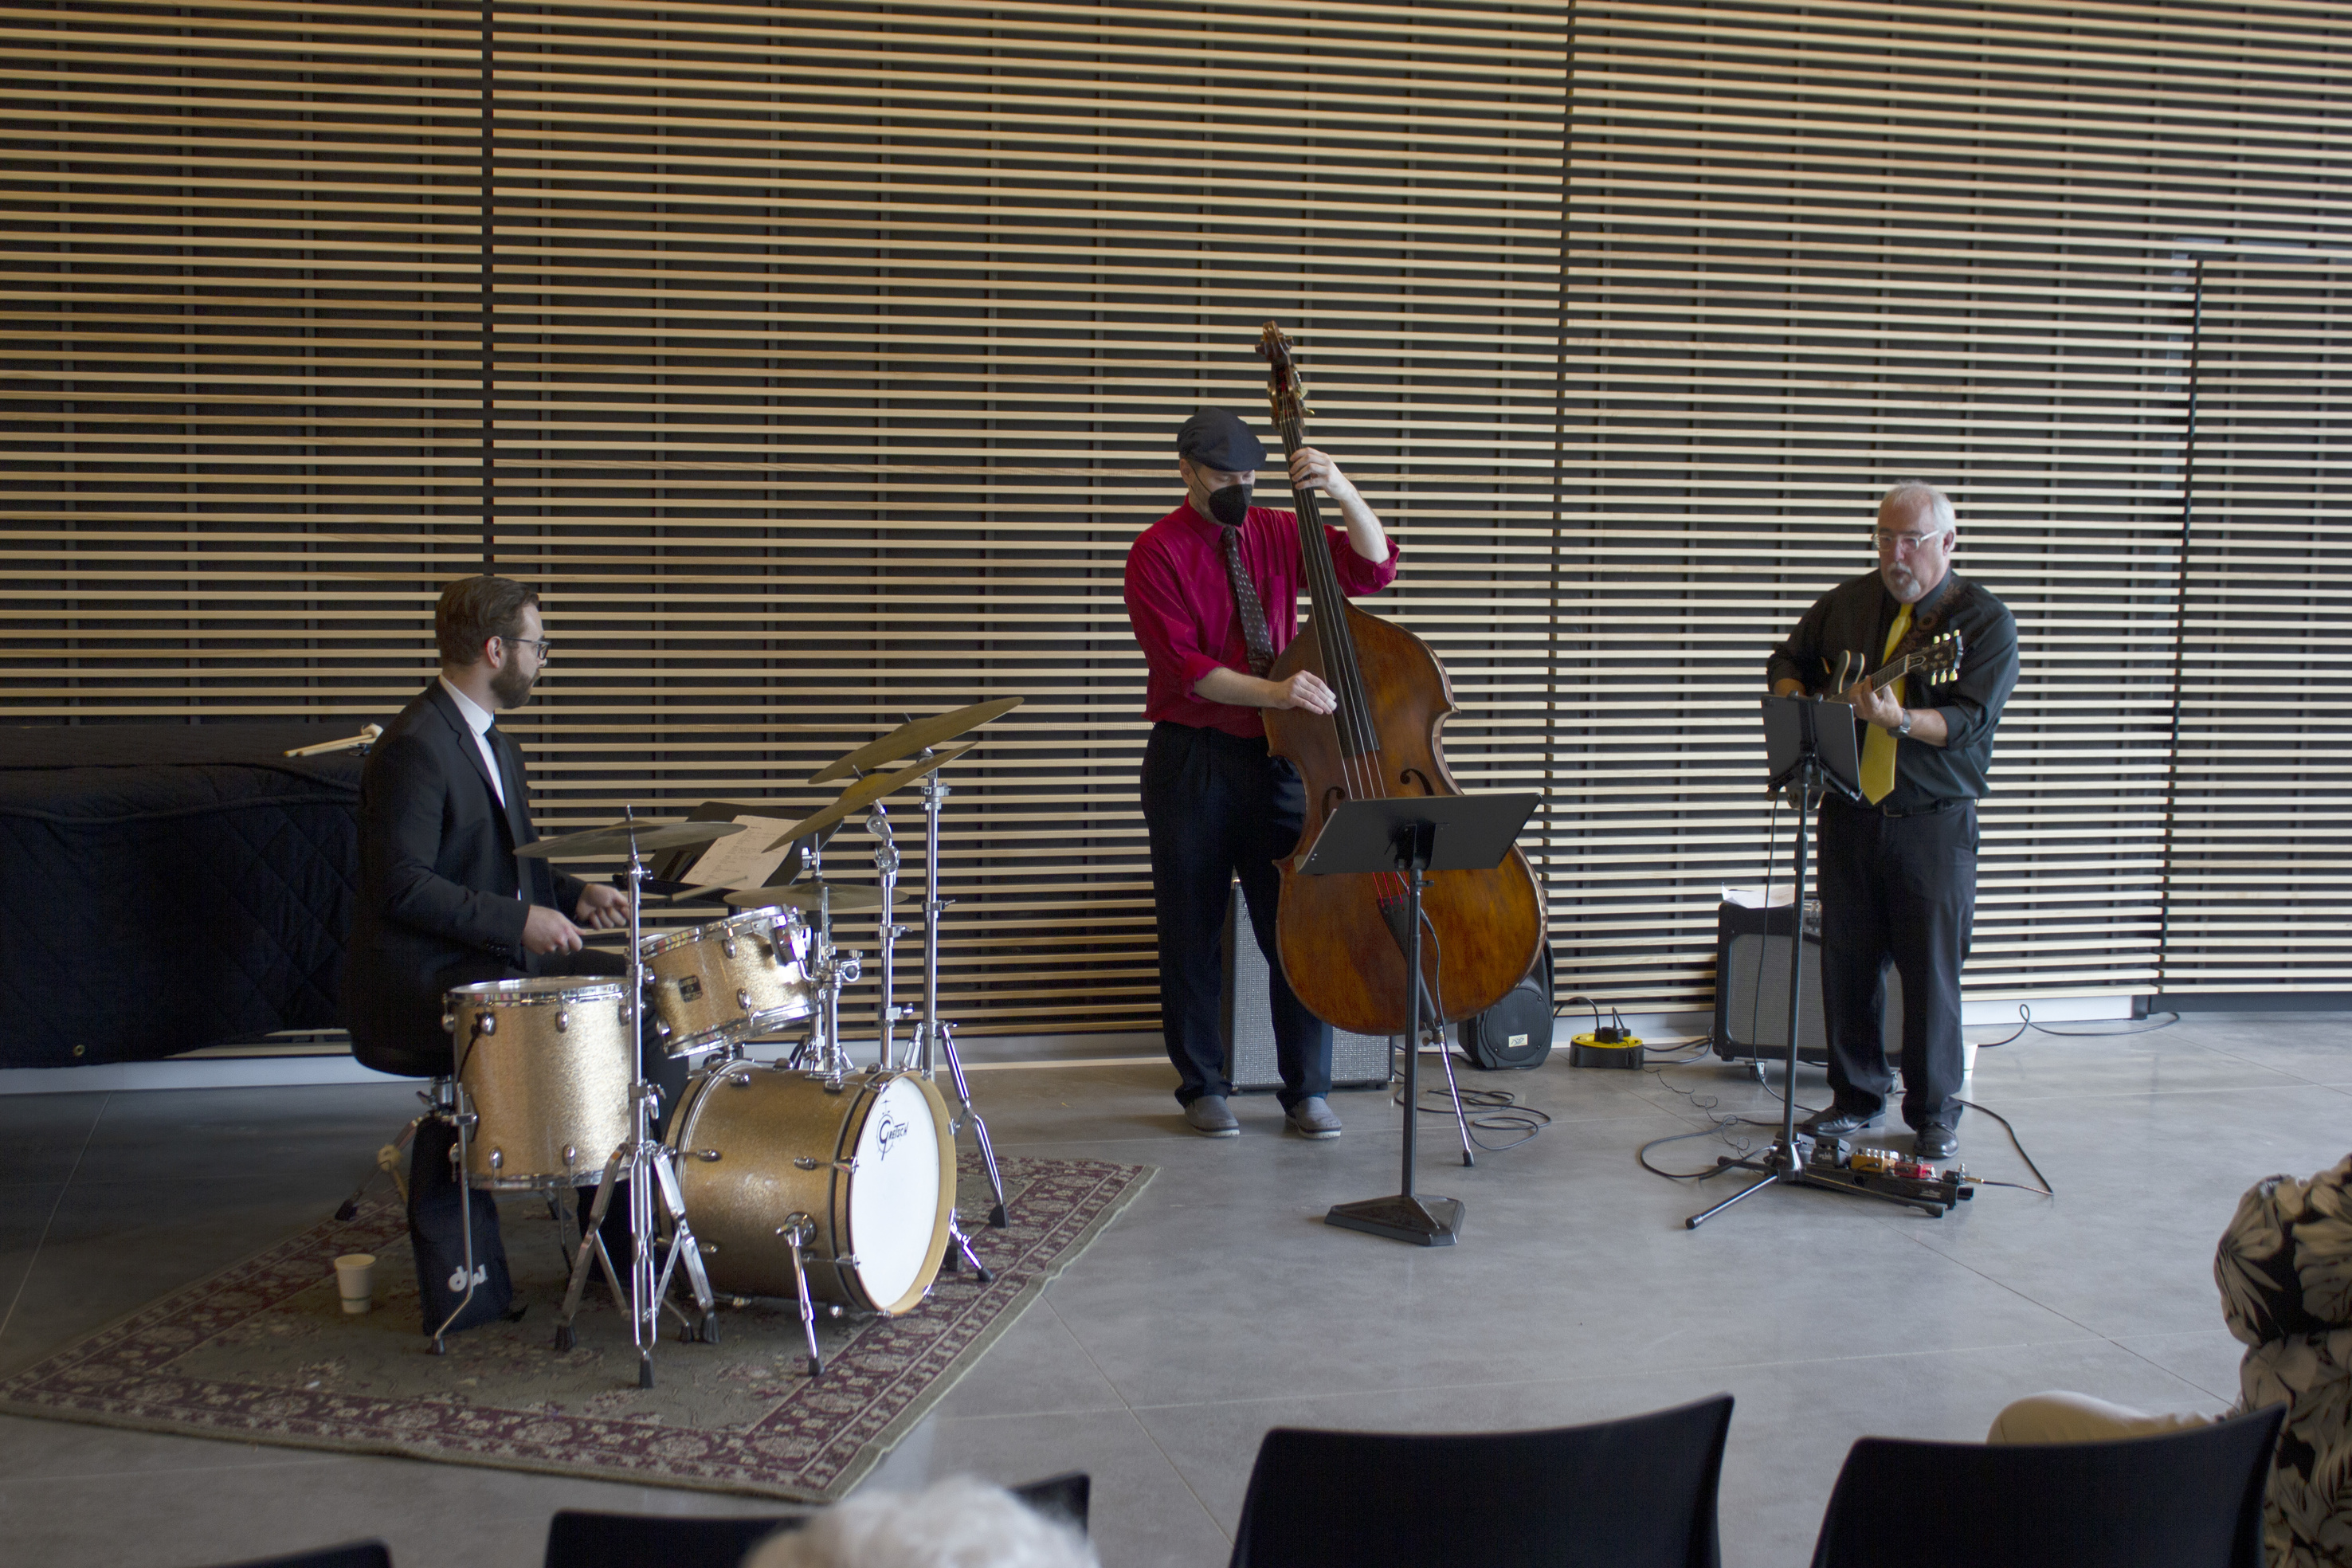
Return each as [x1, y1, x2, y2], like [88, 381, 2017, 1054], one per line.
[1269, 402, 1412, 912]
[1271, 403, 1386, 817]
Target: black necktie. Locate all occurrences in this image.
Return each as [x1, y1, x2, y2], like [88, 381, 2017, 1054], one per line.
[1220, 524, 1277, 678]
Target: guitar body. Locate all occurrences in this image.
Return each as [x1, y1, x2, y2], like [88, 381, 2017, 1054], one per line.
[1265, 602, 1546, 1037]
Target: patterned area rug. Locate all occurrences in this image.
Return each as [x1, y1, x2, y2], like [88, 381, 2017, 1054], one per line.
[0, 1155, 1150, 1502]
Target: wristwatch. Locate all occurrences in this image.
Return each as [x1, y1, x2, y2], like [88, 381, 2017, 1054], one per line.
[1895, 708, 1913, 737]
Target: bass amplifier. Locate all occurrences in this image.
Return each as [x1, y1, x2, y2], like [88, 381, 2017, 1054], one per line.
[1221, 884, 1393, 1094]
[1711, 900, 1903, 1066]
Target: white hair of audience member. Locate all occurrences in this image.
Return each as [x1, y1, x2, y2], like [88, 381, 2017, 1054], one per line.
[745, 1476, 1099, 1568]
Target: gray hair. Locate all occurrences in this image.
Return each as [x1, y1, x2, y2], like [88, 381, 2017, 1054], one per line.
[1880, 480, 1956, 533]
[747, 1476, 1099, 1568]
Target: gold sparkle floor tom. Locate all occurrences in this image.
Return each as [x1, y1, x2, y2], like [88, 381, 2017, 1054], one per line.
[664, 1063, 955, 1315]
[639, 905, 813, 1057]
[444, 976, 635, 1190]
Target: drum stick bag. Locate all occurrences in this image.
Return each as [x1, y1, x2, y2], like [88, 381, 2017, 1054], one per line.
[407, 1116, 515, 1335]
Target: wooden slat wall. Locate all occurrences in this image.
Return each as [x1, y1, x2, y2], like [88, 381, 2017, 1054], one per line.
[1559, 0, 2350, 1009]
[0, 3, 482, 720]
[2165, 257, 2352, 993]
[4, 0, 2346, 1036]
[2, 0, 1567, 1036]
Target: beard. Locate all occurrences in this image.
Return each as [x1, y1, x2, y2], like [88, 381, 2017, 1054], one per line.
[1881, 563, 1924, 602]
[489, 657, 537, 710]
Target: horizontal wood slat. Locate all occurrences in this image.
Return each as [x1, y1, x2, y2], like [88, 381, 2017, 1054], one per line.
[4, 0, 2345, 1041]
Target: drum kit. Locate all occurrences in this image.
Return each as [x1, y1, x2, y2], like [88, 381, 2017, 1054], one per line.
[429, 699, 1021, 1389]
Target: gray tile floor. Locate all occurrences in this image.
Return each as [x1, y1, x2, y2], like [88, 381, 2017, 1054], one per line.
[2, 1013, 2346, 1567]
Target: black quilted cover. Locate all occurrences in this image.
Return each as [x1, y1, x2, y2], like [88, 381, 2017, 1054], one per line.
[0, 723, 368, 1069]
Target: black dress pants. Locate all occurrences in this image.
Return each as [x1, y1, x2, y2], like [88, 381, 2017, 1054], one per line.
[1814, 794, 1977, 1131]
[1141, 721, 1332, 1111]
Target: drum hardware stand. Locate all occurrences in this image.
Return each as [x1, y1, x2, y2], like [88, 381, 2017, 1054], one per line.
[547, 811, 722, 1386]
[907, 766, 1010, 1230]
[429, 1071, 484, 1354]
[792, 832, 863, 1081]
[779, 1214, 826, 1378]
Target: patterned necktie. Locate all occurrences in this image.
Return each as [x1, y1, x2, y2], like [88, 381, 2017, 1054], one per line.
[1859, 602, 1913, 805]
[1220, 523, 1277, 678]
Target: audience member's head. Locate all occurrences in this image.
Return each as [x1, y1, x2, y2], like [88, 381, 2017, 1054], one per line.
[746, 1476, 1098, 1568]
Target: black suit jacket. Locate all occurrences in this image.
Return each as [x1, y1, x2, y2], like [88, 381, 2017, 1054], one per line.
[342, 680, 586, 1076]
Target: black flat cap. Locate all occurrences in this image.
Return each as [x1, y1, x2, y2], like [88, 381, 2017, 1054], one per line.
[1175, 408, 1268, 471]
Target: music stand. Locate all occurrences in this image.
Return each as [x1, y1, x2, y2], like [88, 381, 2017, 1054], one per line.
[1685, 697, 1919, 1228]
[1304, 792, 1539, 1246]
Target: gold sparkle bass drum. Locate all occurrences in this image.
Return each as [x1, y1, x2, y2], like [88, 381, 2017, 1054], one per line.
[663, 1062, 956, 1315]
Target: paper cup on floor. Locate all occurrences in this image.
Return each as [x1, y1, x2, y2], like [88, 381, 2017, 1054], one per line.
[334, 1252, 376, 1315]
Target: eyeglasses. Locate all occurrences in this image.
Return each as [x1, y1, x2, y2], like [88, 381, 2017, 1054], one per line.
[504, 636, 553, 657]
[1872, 528, 1944, 550]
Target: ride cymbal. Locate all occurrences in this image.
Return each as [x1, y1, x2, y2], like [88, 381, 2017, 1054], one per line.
[515, 819, 747, 860]
[809, 696, 1022, 783]
[762, 743, 973, 849]
[723, 881, 904, 913]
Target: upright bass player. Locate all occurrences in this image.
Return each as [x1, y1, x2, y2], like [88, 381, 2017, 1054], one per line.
[1123, 408, 1400, 1139]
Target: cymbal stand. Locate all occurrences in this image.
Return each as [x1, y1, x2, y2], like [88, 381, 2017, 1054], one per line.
[910, 765, 1009, 1230]
[790, 832, 861, 1081]
[552, 814, 720, 1386]
[868, 798, 904, 1070]
[860, 790, 995, 1281]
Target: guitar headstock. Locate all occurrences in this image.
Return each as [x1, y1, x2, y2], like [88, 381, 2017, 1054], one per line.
[1256, 320, 1312, 429]
[1911, 630, 1963, 683]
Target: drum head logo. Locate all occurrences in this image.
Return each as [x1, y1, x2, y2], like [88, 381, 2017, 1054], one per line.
[875, 1108, 907, 1158]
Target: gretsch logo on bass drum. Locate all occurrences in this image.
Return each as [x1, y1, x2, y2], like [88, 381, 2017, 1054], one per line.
[875, 1108, 907, 1158]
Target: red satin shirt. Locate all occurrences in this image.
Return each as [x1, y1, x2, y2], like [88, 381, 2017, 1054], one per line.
[1124, 498, 1400, 739]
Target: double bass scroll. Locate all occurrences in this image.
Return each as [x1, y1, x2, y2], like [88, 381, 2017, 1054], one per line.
[1256, 322, 1546, 1038]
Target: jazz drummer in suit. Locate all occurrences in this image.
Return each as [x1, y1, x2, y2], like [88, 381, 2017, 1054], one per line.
[342, 574, 631, 1331]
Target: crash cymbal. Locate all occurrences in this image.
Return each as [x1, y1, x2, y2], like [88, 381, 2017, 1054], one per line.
[723, 881, 906, 913]
[809, 696, 1022, 783]
[762, 743, 973, 849]
[515, 819, 747, 860]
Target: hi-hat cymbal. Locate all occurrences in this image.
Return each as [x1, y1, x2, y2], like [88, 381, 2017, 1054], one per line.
[723, 881, 906, 913]
[515, 819, 747, 860]
[762, 743, 973, 849]
[809, 696, 1022, 783]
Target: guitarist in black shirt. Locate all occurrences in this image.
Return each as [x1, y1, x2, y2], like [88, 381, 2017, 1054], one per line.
[1766, 482, 2021, 1160]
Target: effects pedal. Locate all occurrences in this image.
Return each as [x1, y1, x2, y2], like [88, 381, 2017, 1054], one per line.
[1803, 1138, 1974, 1217]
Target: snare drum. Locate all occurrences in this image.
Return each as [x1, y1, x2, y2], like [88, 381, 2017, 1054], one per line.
[640, 906, 813, 1057]
[664, 1063, 954, 1315]
[444, 977, 635, 1190]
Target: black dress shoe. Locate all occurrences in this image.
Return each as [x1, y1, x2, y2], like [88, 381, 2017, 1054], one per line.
[1915, 1124, 1958, 1160]
[1801, 1106, 1884, 1137]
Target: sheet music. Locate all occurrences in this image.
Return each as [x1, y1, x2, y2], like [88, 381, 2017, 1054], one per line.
[678, 813, 802, 891]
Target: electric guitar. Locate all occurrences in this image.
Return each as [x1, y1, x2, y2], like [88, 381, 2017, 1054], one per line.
[1826, 629, 1963, 700]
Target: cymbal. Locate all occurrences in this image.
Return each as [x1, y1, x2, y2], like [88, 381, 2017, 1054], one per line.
[723, 881, 906, 913]
[762, 743, 973, 850]
[809, 696, 1022, 783]
[515, 819, 747, 860]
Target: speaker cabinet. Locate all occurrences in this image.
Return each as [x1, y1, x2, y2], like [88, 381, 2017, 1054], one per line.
[1221, 884, 1392, 1094]
[1711, 900, 1903, 1065]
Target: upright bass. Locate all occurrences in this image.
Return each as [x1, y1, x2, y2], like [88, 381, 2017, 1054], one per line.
[1257, 322, 1546, 1037]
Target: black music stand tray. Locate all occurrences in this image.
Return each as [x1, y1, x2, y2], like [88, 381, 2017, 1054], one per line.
[1684, 698, 1923, 1228]
[1303, 792, 1539, 1247]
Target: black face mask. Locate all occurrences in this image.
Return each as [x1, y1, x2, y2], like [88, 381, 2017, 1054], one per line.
[1206, 482, 1252, 527]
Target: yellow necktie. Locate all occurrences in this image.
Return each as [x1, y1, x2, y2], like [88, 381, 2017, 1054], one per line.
[1859, 602, 1912, 804]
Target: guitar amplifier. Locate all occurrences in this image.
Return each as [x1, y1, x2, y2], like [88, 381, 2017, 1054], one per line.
[1221, 884, 1393, 1094]
[1711, 900, 1903, 1065]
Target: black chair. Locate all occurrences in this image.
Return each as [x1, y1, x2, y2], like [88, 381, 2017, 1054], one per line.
[542, 1471, 1092, 1568]
[1227, 1393, 1734, 1568]
[207, 1546, 391, 1568]
[1808, 1403, 2285, 1568]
